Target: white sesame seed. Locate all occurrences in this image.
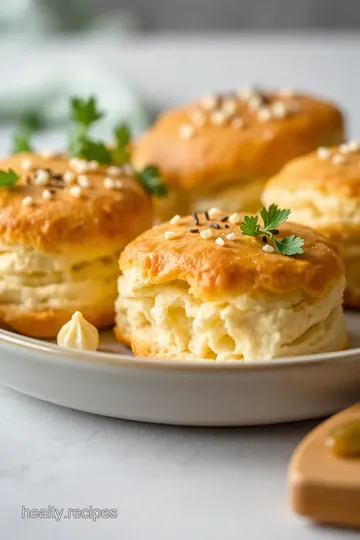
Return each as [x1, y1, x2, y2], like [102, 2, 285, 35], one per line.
[164, 231, 176, 240]
[63, 171, 75, 184]
[107, 166, 122, 177]
[226, 232, 236, 240]
[77, 175, 91, 188]
[248, 95, 263, 111]
[69, 158, 79, 168]
[87, 160, 99, 170]
[236, 88, 256, 101]
[42, 189, 53, 201]
[21, 159, 32, 172]
[222, 99, 237, 117]
[40, 149, 59, 159]
[278, 87, 295, 97]
[229, 212, 241, 225]
[200, 94, 217, 111]
[69, 185, 82, 198]
[211, 110, 226, 125]
[104, 177, 116, 190]
[332, 154, 345, 165]
[258, 108, 272, 122]
[348, 140, 360, 152]
[115, 180, 124, 190]
[215, 237, 225, 247]
[70, 159, 88, 173]
[339, 143, 351, 154]
[317, 147, 331, 159]
[271, 101, 288, 119]
[170, 215, 181, 226]
[22, 196, 34, 207]
[262, 244, 274, 253]
[200, 229, 212, 240]
[179, 124, 195, 140]
[208, 207, 221, 219]
[122, 164, 134, 176]
[231, 117, 244, 130]
[34, 169, 50, 186]
[189, 110, 206, 127]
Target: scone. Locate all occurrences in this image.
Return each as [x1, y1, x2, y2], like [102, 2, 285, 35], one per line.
[262, 142, 360, 308]
[115, 211, 346, 361]
[0, 151, 152, 337]
[132, 88, 344, 221]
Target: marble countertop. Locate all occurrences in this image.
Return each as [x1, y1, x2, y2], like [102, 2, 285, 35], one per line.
[1, 33, 360, 539]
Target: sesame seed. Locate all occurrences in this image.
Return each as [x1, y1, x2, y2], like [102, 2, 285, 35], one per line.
[222, 99, 237, 116]
[190, 110, 206, 127]
[210, 222, 220, 229]
[348, 140, 360, 152]
[63, 171, 75, 184]
[231, 117, 244, 130]
[164, 231, 176, 240]
[262, 236, 268, 243]
[200, 94, 217, 110]
[332, 154, 345, 165]
[70, 159, 88, 173]
[200, 229, 212, 240]
[190, 228, 199, 233]
[237, 88, 256, 101]
[40, 149, 59, 159]
[42, 189, 53, 200]
[271, 101, 288, 119]
[179, 124, 195, 140]
[225, 224, 229, 228]
[170, 215, 181, 226]
[248, 95, 263, 111]
[34, 169, 50, 186]
[220, 216, 229, 222]
[317, 147, 331, 159]
[262, 244, 274, 253]
[21, 159, 32, 172]
[339, 143, 351, 154]
[115, 180, 124, 190]
[22, 196, 34, 207]
[210, 111, 226, 125]
[278, 87, 295, 97]
[69, 185, 82, 198]
[229, 212, 241, 224]
[107, 166, 123, 177]
[122, 164, 134, 176]
[208, 207, 221, 219]
[104, 177, 116, 190]
[215, 237, 225, 247]
[192, 212, 200, 225]
[258, 108, 272, 122]
[88, 160, 99, 170]
[77, 175, 91, 188]
[226, 232, 236, 240]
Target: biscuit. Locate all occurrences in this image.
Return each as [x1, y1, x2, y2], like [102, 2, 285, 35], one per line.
[133, 89, 344, 221]
[0, 152, 152, 336]
[115, 212, 346, 361]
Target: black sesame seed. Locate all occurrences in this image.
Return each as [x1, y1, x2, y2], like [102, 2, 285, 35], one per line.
[220, 216, 229, 222]
[192, 212, 199, 226]
[51, 174, 63, 181]
[204, 211, 209, 221]
[26, 176, 31, 185]
[190, 228, 199, 233]
[210, 223, 220, 229]
[271, 229, 280, 235]
[224, 224, 229, 228]
[262, 236, 267, 243]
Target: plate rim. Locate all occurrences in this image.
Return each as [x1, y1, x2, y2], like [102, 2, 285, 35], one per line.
[0, 327, 359, 372]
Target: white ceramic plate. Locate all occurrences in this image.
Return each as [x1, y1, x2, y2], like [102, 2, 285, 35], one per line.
[0, 312, 360, 426]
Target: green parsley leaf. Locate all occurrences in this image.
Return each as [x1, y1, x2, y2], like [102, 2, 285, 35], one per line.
[70, 96, 104, 128]
[13, 128, 32, 153]
[77, 139, 112, 164]
[114, 123, 131, 148]
[0, 169, 20, 187]
[136, 165, 167, 197]
[274, 235, 304, 256]
[240, 215, 260, 237]
[260, 203, 291, 232]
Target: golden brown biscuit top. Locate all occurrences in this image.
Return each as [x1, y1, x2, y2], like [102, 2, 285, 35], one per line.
[133, 89, 344, 190]
[120, 211, 344, 300]
[0, 152, 152, 253]
[265, 142, 360, 198]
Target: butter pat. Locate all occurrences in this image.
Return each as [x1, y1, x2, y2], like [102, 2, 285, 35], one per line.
[57, 311, 99, 351]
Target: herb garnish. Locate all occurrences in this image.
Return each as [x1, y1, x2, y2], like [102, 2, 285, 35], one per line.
[240, 204, 304, 256]
[0, 169, 20, 187]
[112, 123, 131, 165]
[136, 165, 167, 196]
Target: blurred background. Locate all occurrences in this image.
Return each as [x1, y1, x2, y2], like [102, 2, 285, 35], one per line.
[0, 0, 359, 149]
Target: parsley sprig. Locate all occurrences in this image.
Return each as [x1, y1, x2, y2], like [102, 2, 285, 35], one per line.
[240, 204, 304, 256]
[68, 96, 167, 197]
[0, 169, 20, 187]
